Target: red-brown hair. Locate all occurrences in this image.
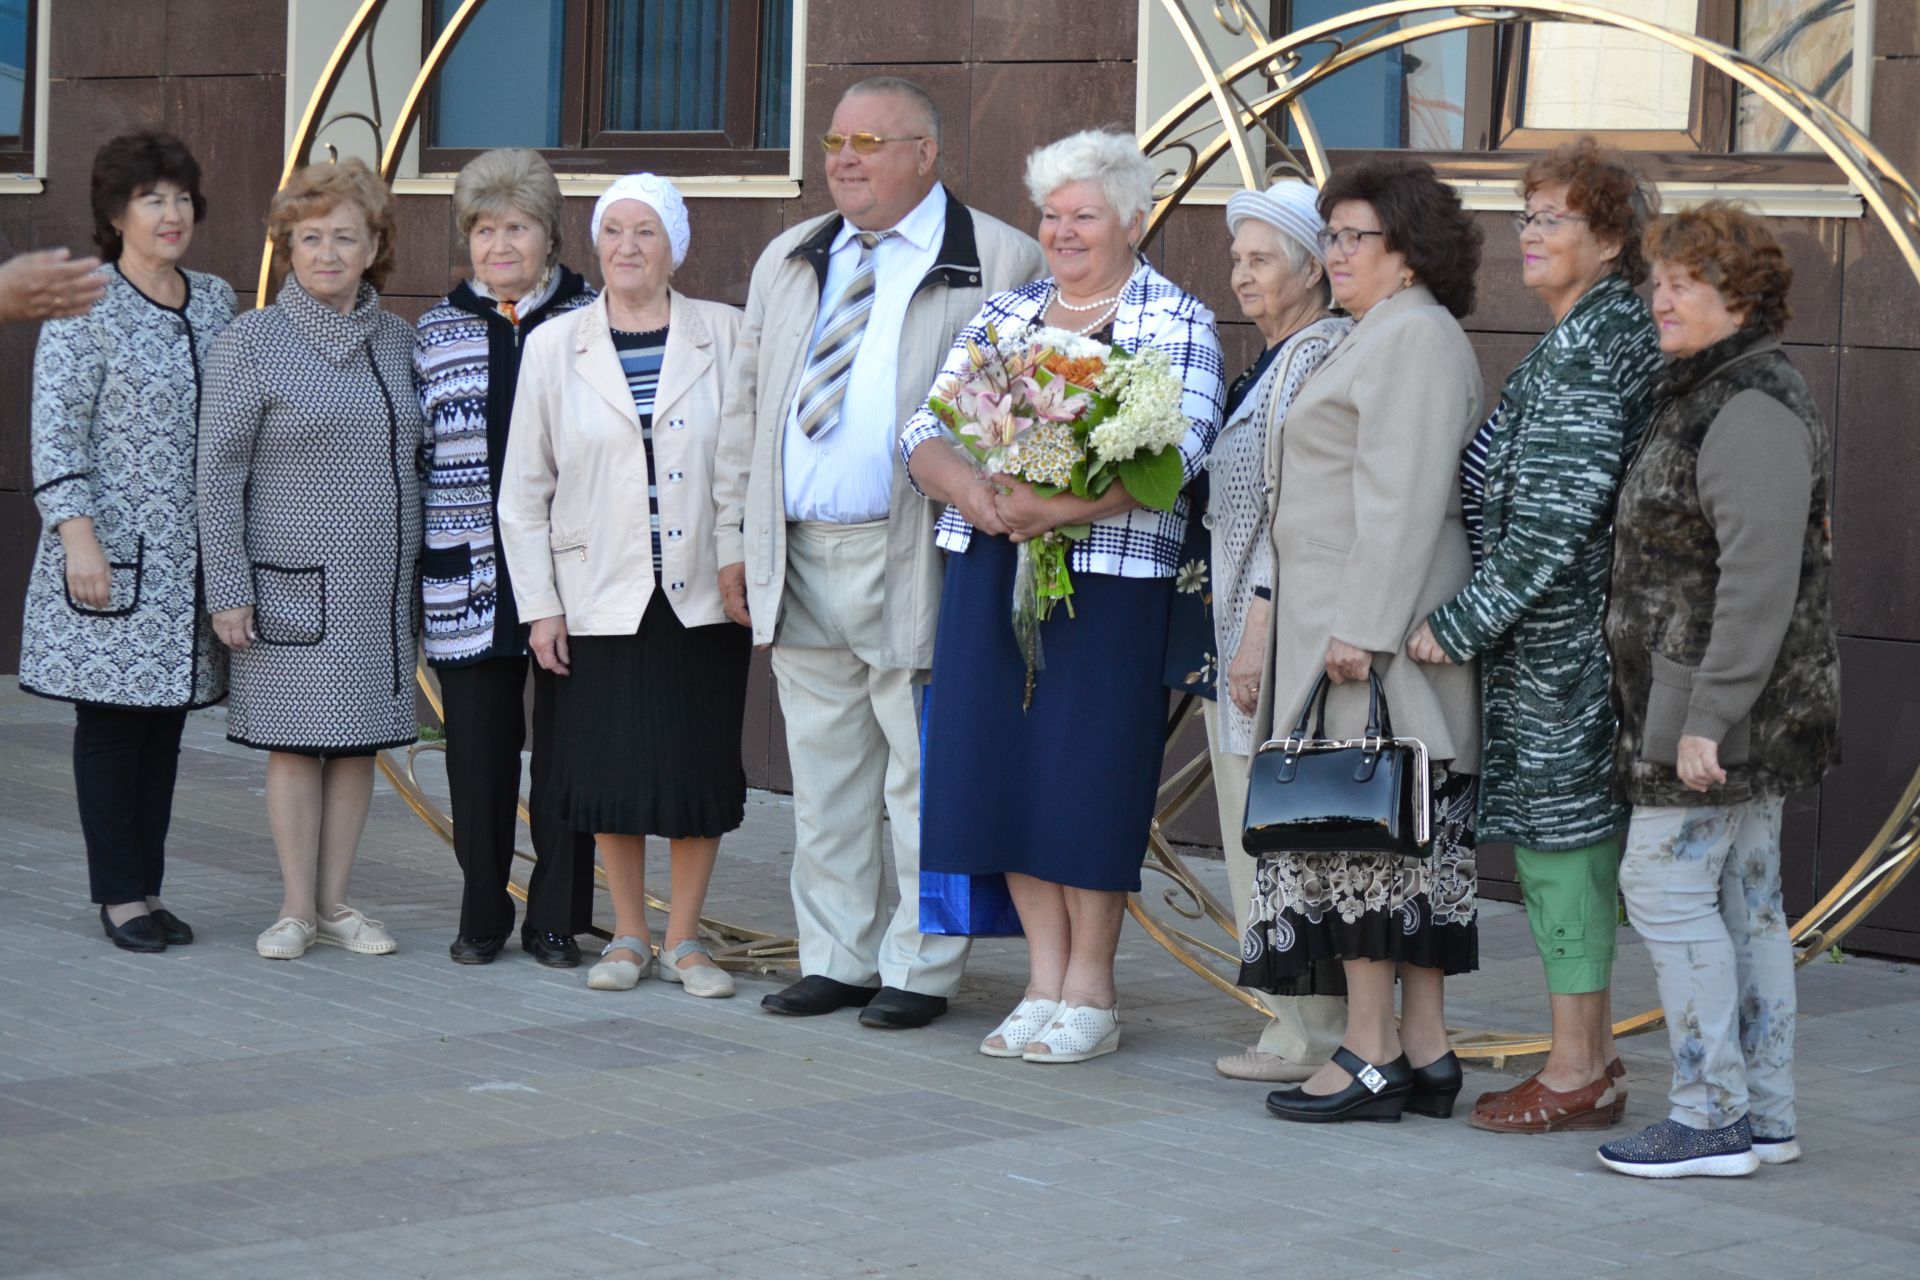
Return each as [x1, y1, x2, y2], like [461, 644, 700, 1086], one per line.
[267, 158, 399, 291]
[1522, 137, 1658, 287]
[1642, 201, 1793, 336]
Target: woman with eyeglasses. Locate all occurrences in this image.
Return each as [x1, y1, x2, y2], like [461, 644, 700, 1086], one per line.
[1406, 138, 1663, 1135]
[1240, 156, 1484, 1124]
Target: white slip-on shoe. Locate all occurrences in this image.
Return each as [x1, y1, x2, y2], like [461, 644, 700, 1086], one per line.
[657, 939, 735, 999]
[256, 916, 317, 960]
[1023, 1003, 1120, 1064]
[587, 935, 655, 991]
[314, 906, 397, 955]
[980, 998, 1060, 1058]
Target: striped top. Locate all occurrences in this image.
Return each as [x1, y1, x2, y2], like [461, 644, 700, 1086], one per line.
[612, 325, 668, 579]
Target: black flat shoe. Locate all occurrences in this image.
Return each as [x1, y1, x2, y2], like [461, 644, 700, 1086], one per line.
[1265, 1047, 1412, 1124]
[760, 974, 881, 1016]
[149, 908, 194, 946]
[450, 933, 508, 965]
[857, 986, 949, 1029]
[521, 929, 581, 968]
[99, 906, 167, 954]
[1406, 1050, 1464, 1119]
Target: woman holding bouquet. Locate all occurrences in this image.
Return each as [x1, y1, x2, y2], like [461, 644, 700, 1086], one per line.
[1240, 157, 1485, 1124]
[901, 128, 1225, 1064]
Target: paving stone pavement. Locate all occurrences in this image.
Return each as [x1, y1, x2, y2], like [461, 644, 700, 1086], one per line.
[2, 686, 1917, 1279]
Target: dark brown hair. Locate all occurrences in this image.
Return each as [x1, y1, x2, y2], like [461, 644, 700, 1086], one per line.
[1319, 157, 1481, 318]
[1642, 201, 1793, 336]
[267, 159, 399, 291]
[91, 131, 207, 262]
[1522, 137, 1659, 287]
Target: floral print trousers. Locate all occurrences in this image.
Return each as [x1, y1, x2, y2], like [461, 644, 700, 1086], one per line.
[1619, 797, 1796, 1137]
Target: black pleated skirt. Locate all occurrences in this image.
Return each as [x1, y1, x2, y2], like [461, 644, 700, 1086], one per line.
[545, 593, 750, 838]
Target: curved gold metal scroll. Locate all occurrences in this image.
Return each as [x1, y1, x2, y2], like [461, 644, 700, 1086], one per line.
[1126, 1, 1920, 1065]
[265, 0, 793, 971]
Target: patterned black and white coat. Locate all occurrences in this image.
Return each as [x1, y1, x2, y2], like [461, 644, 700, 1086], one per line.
[21, 266, 236, 709]
[197, 278, 424, 753]
[414, 265, 592, 666]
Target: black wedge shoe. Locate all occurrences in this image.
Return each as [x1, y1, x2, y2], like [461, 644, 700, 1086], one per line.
[1406, 1050, 1464, 1119]
[1265, 1047, 1413, 1124]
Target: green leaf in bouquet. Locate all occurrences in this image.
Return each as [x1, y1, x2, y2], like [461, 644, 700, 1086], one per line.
[1115, 446, 1184, 512]
[1054, 521, 1092, 542]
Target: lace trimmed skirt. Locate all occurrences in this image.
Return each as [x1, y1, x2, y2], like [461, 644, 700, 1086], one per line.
[1237, 768, 1480, 993]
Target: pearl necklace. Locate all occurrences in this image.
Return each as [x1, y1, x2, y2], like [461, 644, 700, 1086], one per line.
[1048, 285, 1119, 336]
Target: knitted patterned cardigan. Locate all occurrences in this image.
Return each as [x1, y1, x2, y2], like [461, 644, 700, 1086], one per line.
[414, 266, 593, 666]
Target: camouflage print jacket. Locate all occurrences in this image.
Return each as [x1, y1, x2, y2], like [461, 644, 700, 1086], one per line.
[1605, 327, 1839, 808]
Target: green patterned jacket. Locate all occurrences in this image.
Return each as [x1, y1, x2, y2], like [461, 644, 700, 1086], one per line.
[1427, 275, 1660, 849]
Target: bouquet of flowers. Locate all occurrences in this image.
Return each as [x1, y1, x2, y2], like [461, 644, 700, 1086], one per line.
[929, 323, 1191, 705]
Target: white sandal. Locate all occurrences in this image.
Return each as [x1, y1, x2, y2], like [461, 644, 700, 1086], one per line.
[980, 997, 1060, 1058]
[1023, 1003, 1120, 1064]
[587, 935, 655, 991]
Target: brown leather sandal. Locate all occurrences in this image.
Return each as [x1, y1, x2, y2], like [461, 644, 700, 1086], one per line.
[1468, 1072, 1622, 1134]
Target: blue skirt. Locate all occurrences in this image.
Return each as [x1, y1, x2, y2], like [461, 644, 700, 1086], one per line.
[921, 533, 1174, 893]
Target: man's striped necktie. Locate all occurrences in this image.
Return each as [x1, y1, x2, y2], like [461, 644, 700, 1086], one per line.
[794, 229, 894, 441]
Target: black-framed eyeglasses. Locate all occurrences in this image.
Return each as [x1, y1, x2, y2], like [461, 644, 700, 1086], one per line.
[1315, 227, 1386, 255]
[1513, 209, 1590, 234]
[820, 132, 928, 155]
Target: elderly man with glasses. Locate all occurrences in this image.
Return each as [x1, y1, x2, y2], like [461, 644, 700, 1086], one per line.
[713, 75, 1042, 1029]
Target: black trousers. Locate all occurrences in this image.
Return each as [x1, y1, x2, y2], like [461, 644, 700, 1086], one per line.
[437, 655, 595, 938]
[74, 703, 190, 905]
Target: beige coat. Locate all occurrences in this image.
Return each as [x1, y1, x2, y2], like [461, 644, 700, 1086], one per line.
[1253, 284, 1485, 773]
[499, 289, 741, 634]
[711, 188, 1043, 669]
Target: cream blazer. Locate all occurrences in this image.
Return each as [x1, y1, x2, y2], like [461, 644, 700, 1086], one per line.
[1253, 284, 1485, 772]
[499, 289, 742, 634]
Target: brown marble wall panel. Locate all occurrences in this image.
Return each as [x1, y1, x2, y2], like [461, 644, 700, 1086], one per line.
[1773, 219, 1845, 350]
[809, 0, 975, 65]
[0, 493, 37, 660]
[1159, 704, 1220, 848]
[0, 316, 33, 493]
[1868, 56, 1920, 192]
[1781, 342, 1839, 448]
[49, 0, 153, 79]
[674, 197, 788, 308]
[1814, 636, 1920, 955]
[1150, 201, 1236, 322]
[164, 76, 287, 296]
[1832, 345, 1920, 642]
[382, 193, 460, 303]
[1880, 2, 1919, 56]
[1780, 787, 1821, 919]
[796, 63, 975, 225]
[970, 0, 1139, 63]
[39, 79, 169, 254]
[1466, 331, 1537, 420]
[1841, 187, 1920, 352]
[742, 649, 793, 792]
[963, 61, 1138, 229]
[1465, 209, 1534, 333]
[164, 0, 285, 77]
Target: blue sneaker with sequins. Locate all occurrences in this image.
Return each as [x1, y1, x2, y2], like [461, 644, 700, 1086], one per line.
[1597, 1115, 1759, 1178]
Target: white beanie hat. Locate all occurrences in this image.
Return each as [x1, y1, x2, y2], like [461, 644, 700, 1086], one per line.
[1226, 179, 1327, 266]
[591, 173, 690, 269]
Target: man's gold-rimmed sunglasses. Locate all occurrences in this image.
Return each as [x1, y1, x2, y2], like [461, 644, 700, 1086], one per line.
[819, 131, 928, 155]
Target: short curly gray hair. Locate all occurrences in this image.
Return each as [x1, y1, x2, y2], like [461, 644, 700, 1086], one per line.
[452, 148, 564, 266]
[1023, 129, 1155, 230]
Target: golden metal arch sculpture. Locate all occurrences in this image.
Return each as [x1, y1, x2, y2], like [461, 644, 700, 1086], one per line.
[1127, 0, 1920, 1062]
[269, 1, 1920, 1015]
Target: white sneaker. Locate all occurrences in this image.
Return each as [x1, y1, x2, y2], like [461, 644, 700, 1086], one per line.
[314, 906, 397, 955]
[1754, 1134, 1802, 1165]
[257, 916, 317, 960]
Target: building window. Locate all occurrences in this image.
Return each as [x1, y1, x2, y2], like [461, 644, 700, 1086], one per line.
[425, 0, 794, 175]
[0, 0, 35, 174]
[1153, 1, 1869, 183]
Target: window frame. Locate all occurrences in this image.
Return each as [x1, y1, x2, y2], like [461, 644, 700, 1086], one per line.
[0, 0, 39, 175]
[418, 0, 792, 178]
[1256, 0, 1854, 188]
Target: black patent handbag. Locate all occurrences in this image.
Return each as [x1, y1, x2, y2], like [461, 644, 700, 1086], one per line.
[1241, 670, 1432, 858]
